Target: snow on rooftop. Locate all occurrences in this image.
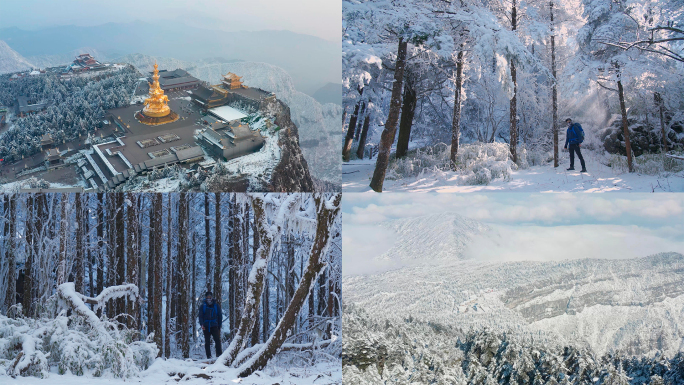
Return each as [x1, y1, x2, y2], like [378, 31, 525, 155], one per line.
[209, 105, 247, 122]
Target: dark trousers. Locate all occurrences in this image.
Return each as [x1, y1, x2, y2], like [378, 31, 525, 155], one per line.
[203, 325, 223, 359]
[569, 143, 586, 170]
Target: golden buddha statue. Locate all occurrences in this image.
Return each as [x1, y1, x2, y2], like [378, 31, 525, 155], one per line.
[136, 62, 179, 125]
[144, 63, 171, 117]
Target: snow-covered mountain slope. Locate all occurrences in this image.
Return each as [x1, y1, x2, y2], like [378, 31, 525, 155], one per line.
[0, 40, 34, 74]
[345, 223, 684, 358]
[26, 47, 110, 69]
[122, 55, 342, 185]
[377, 213, 490, 263]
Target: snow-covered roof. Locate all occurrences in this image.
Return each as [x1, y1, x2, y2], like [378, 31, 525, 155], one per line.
[208, 105, 247, 122]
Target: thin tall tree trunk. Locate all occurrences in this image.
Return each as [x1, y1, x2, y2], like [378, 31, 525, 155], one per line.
[551, 1, 559, 168]
[205, 193, 211, 292]
[356, 113, 371, 159]
[116, 193, 126, 321]
[354, 102, 366, 140]
[396, 81, 417, 159]
[74, 193, 84, 293]
[96, 193, 104, 297]
[153, 194, 164, 356]
[214, 193, 222, 306]
[4, 194, 16, 313]
[23, 195, 34, 317]
[509, 0, 519, 163]
[370, 38, 408, 192]
[617, 79, 634, 172]
[147, 194, 156, 338]
[178, 193, 190, 358]
[165, 194, 172, 358]
[342, 90, 364, 162]
[106, 194, 115, 317]
[126, 193, 139, 330]
[655, 92, 668, 152]
[86, 198, 93, 298]
[57, 194, 68, 286]
[192, 230, 197, 345]
[450, 50, 465, 169]
[238, 194, 341, 377]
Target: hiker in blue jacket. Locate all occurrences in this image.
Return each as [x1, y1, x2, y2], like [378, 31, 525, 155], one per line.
[198, 291, 223, 359]
[564, 118, 587, 172]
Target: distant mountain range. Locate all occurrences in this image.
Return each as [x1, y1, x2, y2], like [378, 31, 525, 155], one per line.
[345, 213, 684, 358]
[0, 21, 340, 96]
[312, 82, 341, 105]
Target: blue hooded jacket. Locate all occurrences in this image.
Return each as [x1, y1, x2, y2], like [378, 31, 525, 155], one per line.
[198, 299, 222, 329]
[565, 123, 584, 146]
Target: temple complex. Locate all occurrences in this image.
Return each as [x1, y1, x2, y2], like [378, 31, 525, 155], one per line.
[135, 63, 180, 125]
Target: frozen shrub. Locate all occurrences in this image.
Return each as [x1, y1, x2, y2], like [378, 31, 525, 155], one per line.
[386, 142, 516, 186]
[0, 283, 158, 379]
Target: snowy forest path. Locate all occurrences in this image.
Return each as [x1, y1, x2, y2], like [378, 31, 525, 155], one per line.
[342, 151, 684, 192]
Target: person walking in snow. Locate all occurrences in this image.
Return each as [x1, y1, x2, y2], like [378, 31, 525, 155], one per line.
[198, 291, 223, 360]
[564, 118, 587, 172]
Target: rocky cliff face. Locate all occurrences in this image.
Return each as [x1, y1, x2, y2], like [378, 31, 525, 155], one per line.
[264, 98, 315, 192]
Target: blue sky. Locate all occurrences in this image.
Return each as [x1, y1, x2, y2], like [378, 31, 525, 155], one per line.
[343, 193, 684, 275]
[0, 0, 340, 42]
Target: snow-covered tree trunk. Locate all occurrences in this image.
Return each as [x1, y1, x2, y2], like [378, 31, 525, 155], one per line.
[57, 194, 68, 286]
[355, 102, 366, 140]
[655, 92, 668, 152]
[356, 113, 371, 159]
[152, 193, 163, 356]
[216, 194, 300, 367]
[115, 193, 126, 320]
[126, 193, 138, 330]
[370, 38, 408, 192]
[343, 90, 363, 162]
[74, 193, 84, 293]
[509, 0, 519, 163]
[617, 78, 634, 172]
[96, 193, 104, 298]
[3, 194, 16, 313]
[238, 193, 341, 377]
[450, 50, 465, 169]
[396, 81, 417, 159]
[550, 1, 559, 168]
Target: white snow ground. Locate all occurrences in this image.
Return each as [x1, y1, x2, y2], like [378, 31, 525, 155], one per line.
[1, 359, 341, 385]
[343, 150, 684, 192]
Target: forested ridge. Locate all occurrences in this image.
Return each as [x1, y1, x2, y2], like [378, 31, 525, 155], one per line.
[0, 67, 138, 163]
[343, 304, 684, 385]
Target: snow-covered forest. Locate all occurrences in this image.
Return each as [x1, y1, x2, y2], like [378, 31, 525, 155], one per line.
[343, 304, 684, 385]
[0, 67, 138, 163]
[342, 0, 684, 192]
[0, 192, 342, 383]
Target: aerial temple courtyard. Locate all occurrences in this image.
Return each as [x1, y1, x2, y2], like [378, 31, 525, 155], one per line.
[2, 64, 277, 191]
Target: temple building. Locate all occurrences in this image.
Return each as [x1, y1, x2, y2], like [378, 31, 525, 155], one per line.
[66, 53, 106, 73]
[150, 68, 200, 91]
[135, 63, 180, 125]
[46, 148, 64, 169]
[195, 121, 264, 161]
[190, 72, 276, 112]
